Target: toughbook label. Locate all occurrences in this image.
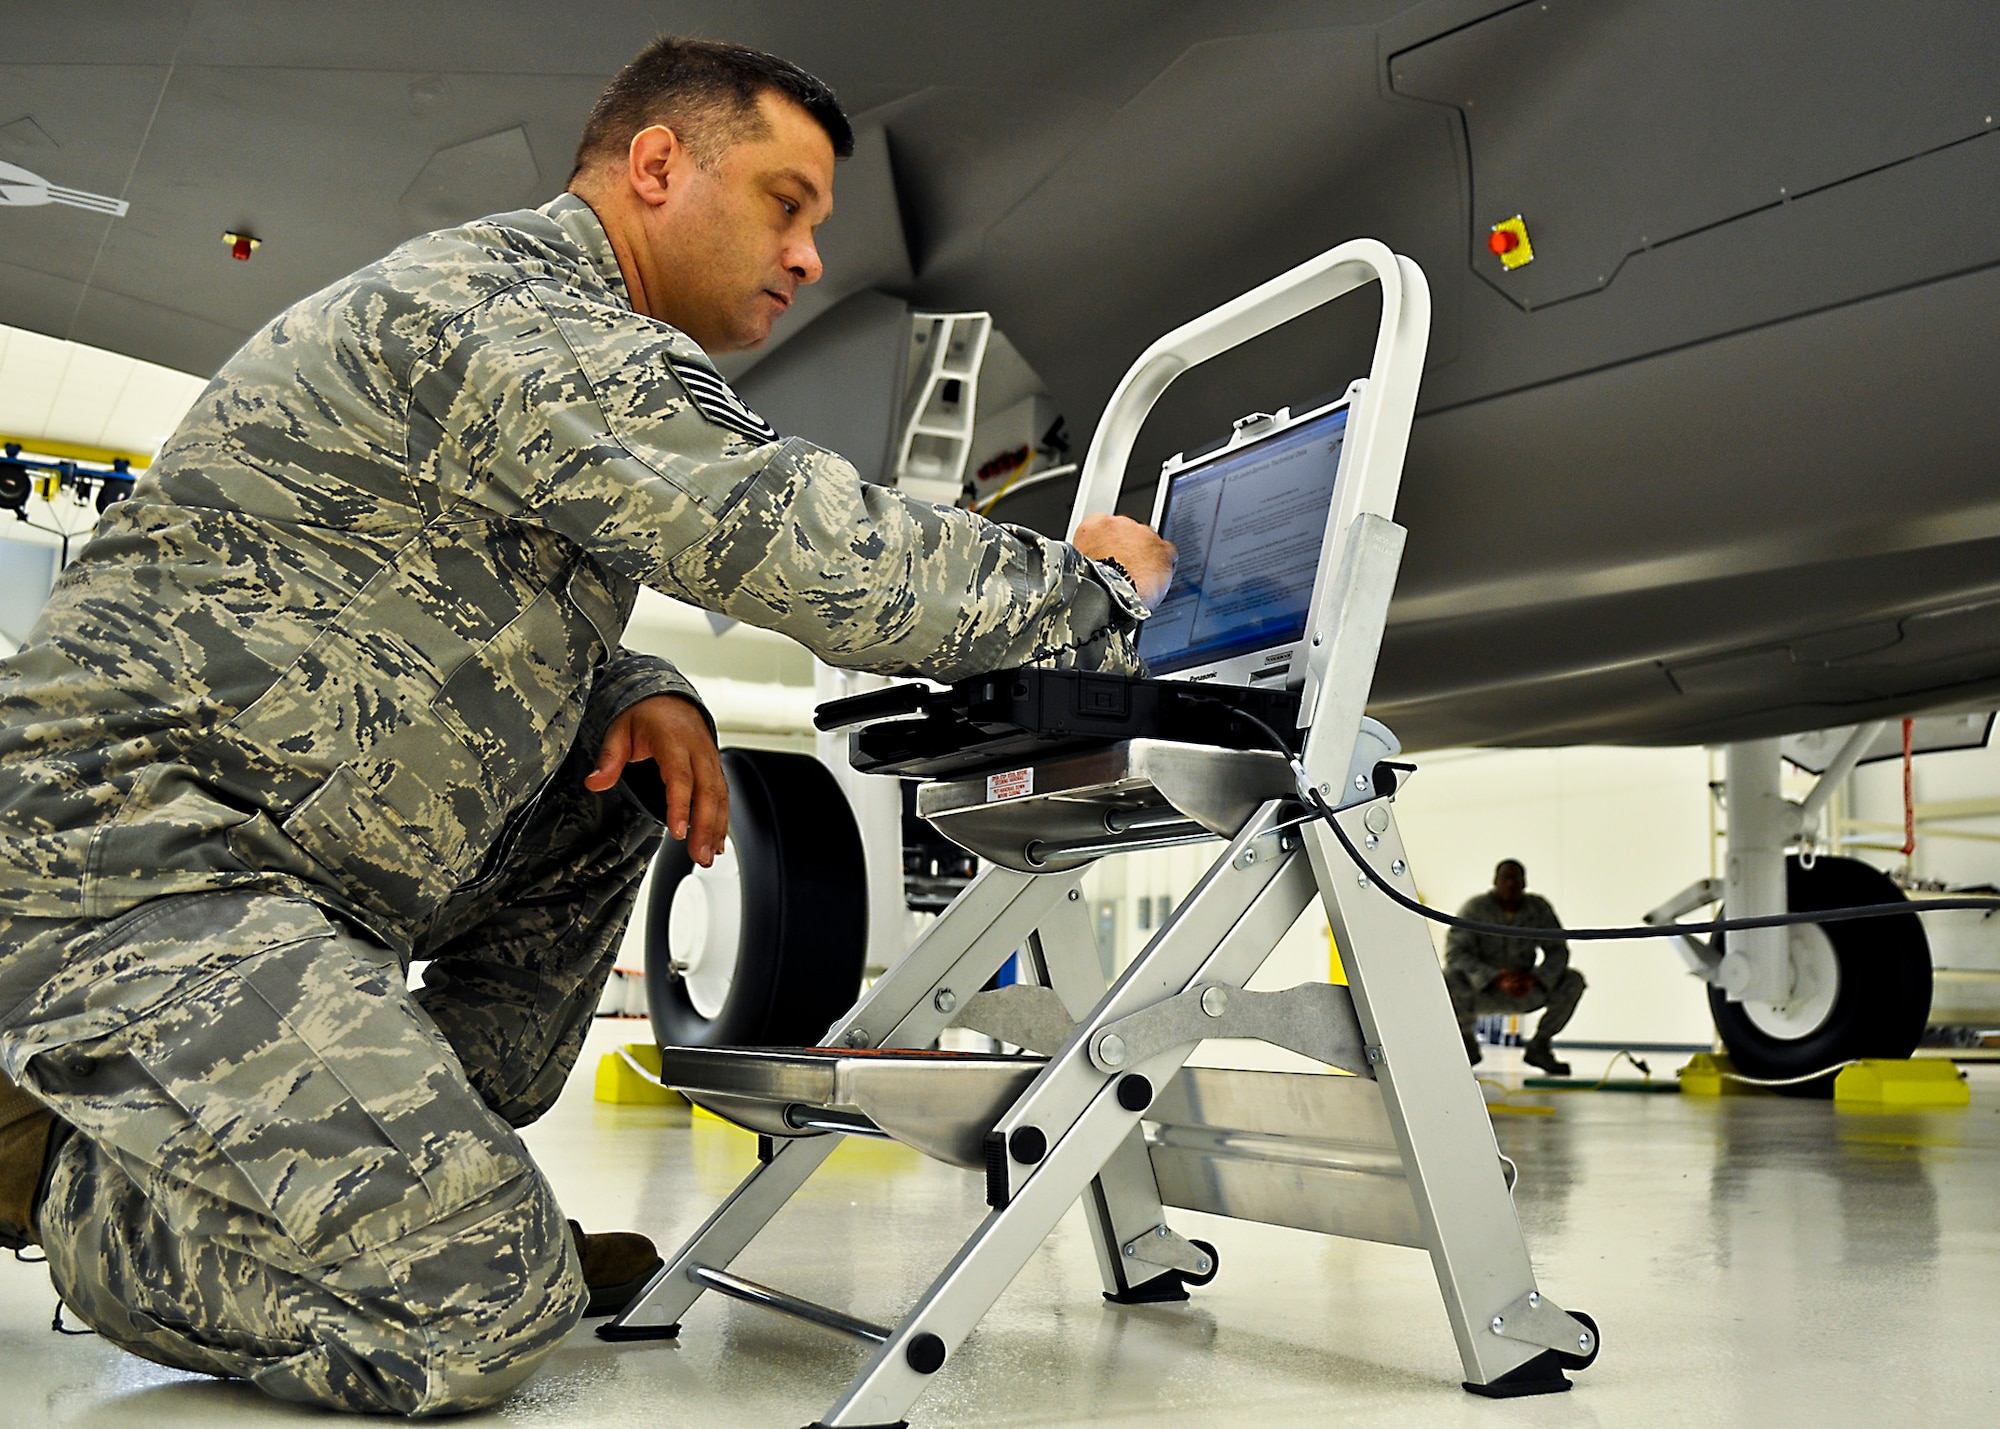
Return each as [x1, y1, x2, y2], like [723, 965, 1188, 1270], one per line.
[667, 356, 779, 444]
[986, 768, 1033, 802]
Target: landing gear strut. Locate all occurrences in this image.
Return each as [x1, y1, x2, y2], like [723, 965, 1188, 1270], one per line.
[1649, 731, 1934, 1097]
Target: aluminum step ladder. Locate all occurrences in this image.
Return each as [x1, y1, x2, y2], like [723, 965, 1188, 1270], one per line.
[600, 240, 1599, 1426]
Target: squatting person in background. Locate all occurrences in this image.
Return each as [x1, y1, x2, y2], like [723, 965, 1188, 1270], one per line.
[1443, 859, 1587, 1076]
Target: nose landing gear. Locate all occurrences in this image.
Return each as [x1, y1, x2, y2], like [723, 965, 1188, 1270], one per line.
[1708, 855, 1931, 1096]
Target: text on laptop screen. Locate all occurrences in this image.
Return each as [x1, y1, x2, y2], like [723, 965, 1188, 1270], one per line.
[1138, 406, 1349, 677]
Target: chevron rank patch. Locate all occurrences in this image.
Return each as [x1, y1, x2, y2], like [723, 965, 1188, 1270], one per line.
[667, 356, 779, 444]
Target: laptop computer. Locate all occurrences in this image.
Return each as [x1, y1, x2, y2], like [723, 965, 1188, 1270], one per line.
[817, 385, 1361, 779]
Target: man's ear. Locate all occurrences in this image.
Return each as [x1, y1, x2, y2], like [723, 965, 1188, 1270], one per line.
[627, 125, 682, 208]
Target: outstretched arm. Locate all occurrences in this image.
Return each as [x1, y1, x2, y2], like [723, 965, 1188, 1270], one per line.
[419, 284, 1163, 681]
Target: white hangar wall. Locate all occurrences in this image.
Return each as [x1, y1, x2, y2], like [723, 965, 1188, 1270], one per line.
[1387, 744, 1720, 1049]
[1082, 743, 1724, 1052]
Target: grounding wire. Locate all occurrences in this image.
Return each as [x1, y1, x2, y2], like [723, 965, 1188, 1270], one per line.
[1711, 1060, 1868, 1088]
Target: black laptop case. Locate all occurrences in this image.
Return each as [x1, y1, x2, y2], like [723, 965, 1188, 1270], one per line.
[815, 666, 1303, 781]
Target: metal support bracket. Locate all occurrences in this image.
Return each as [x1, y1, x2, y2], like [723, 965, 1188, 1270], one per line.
[689, 1264, 892, 1344]
[1644, 876, 1725, 981]
[956, 984, 1077, 1056]
[1088, 981, 1372, 1078]
[1120, 1223, 1212, 1276]
[1488, 1290, 1595, 1360]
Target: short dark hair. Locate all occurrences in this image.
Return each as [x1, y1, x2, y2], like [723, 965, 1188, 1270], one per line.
[1495, 859, 1525, 878]
[571, 35, 853, 180]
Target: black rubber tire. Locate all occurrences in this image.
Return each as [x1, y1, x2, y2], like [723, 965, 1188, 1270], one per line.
[644, 748, 868, 1048]
[1708, 856, 1931, 1098]
[1556, 1310, 1600, 1372]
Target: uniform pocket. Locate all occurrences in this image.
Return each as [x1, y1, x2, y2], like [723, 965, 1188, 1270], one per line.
[114, 920, 533, 1263]
[430, 574, 595, 778]
[281, 763, 460, 928]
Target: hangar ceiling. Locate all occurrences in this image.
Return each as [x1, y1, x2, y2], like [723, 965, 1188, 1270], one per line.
[2, 0, 1998, 750]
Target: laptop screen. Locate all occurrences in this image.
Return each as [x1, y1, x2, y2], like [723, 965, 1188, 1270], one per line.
[1138, 404, 1350, 679]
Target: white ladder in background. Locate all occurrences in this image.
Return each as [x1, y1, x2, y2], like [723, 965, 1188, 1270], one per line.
[891, 311, 991, 505]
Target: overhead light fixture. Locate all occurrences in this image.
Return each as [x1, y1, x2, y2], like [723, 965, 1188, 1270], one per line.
[223, 230, 261, 261]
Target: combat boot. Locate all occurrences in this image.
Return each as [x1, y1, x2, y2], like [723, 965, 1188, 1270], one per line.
[1522, 1038, 1570, 1078]
[570, 1219, 664, 1316]
[0, 1069, 55, 1250]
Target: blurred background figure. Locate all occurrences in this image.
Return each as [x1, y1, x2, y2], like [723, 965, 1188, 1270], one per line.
[1443, 860, 1586, 1076]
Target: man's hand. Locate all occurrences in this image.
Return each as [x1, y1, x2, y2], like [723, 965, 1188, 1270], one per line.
[585, 694, 729, 866]
[1493, 968, 1537, 998]
[1073, 513, 1176, 608]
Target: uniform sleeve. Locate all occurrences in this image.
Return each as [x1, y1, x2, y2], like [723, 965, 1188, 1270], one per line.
[1532, 898, 1571, 983]
[1443, 901, 1495, 987]
[1443, 918, 1476, 965]
[413, 282, 1145, 683]
[584, 648, 714, 745]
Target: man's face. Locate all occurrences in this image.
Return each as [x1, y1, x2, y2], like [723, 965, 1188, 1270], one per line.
[640, 90, 835, 353]
[1493, 863, 1526, 909]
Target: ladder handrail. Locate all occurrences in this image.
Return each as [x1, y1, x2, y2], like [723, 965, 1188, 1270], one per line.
[1067, 238, 1429, 540]
[1064, 238, 1431, 792]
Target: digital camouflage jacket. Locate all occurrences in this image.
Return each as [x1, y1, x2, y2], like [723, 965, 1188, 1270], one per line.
[1443, 892, 1570, 990]
[0, 194, 1143, 951]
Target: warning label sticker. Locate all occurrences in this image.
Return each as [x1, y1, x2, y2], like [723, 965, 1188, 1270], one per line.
[986, 768, 1034, 802]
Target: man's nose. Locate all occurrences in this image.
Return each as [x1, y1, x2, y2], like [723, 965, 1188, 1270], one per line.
[788, 237, 823, 286]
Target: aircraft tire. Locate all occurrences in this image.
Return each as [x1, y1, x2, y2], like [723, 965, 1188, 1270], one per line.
[1707, 855, 1931, 1097]
[644, 747, 868, 1049]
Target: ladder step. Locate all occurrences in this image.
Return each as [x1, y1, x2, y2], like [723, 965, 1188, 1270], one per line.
[656, 1046, 1045, 1169]
[1144, 1067, 1423, 1249]
[689, 1265, 892, 1344]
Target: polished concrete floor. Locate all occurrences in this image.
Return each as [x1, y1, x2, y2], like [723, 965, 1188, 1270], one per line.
[6, 1023, 1998, 1427]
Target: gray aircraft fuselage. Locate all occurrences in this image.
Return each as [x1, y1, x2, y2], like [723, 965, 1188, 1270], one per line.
[4, 0, 1995, 750]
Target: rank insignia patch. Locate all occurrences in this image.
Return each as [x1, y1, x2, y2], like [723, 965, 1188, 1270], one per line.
[667, 356, 780, 444]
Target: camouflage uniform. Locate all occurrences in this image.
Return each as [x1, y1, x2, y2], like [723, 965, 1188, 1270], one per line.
[1441, 891, 1586, 1044]
[0, 192, 1143, 1412]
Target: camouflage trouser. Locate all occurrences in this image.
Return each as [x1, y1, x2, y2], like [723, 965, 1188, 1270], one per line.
[0, 741, 665, 1414]
[1443, 966, 1588, 1045]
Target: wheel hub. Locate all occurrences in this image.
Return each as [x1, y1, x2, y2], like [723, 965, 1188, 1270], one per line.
[668, 847, 742, 1019]
[1740, 921, 1840, 1039]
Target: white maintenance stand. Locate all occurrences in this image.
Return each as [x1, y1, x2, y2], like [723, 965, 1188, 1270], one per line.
[603, 240, 1599, 1425]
